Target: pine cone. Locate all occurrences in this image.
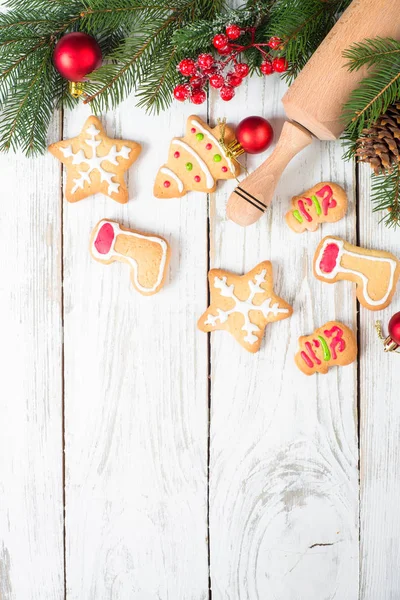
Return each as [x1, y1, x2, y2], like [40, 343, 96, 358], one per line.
[356, 102, 400, 175]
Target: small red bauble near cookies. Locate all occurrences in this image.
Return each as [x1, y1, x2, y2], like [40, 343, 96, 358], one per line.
[197, 53, 214, 69]
[209, 73, 224, 89]
[225, 24, 242, 40]
[213, 33, 229, 50]
[53, 32, 102, 81]
[178, 58, 196, 76]
[388, 312, 400, 345]
[260, 60, 273, 75]
[272, 57, 288, 73]
[220, 85, 235, 101]
[173, 84, 190, 101]
[236, 116, 274, 154]
[191, 89, 207, 104]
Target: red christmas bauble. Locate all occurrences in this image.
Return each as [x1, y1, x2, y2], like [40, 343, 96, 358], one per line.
[388, 312, 400, 345]
[236, 116, 274, 154]
[53, 33, 102, 81]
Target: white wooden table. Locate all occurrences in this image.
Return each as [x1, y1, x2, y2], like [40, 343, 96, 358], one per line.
[0, 74, 399, 600]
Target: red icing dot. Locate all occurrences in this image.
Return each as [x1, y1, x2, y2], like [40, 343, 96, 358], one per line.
[94, 222, 115, 255]
[320, 242, 339, 273]
[194, 175, 201, 182]
[206, 143, 212, 150]
[221, 166, 228, 172]
[164, 180, 171, 188]
[174, 151, 180, 158]
[191, 127, 196, 133]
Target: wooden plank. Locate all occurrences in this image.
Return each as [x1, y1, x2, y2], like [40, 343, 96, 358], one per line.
[208, 77, 359, 598]
[0, 119, 64, 599]
[358, 164, 400, 599]
[62, 101, 209, 598]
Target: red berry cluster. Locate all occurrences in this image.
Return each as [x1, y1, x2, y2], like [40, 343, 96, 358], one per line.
[173, 25, 289, 104]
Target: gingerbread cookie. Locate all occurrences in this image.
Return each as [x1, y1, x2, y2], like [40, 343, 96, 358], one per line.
[313, 236, 400, 311]
[154, 115, 240, 198]
[198, 261, 293, 353]
[90, 219, 170, 295]
[285, 182, 348, 233]
[295, 321, 357, 375]
[49, 116, 141, 203]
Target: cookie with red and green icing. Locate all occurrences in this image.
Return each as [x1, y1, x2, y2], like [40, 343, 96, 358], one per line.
[154, 115, 241, 198]
[295, 321, 357, 375]
[285, 182, 347, 233]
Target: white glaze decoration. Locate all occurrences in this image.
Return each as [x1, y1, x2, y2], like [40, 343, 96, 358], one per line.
[190, 118, 236, 175]
[61, 124, 132, 196]
[160, 167, 184, 193]
[205, 270, 290, 344]
[172, 139, 215, 189]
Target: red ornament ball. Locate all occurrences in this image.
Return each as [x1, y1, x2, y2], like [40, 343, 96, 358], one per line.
[260, 60, 273, 75]
[268, 36, 282, 50]
[227, 73, 243, 88]
[213, 33, 229, 50]
[209, 73, 225, 89]
[197, 53, 214, 70]
[178, 58, 196, 76]
[220, 85, 235, 101]
[236, 116, 274, 154]
[388, 312, 400, 345]
[53, 32, 102, 82]
[272, 57, 288, 73]
[191, 89, 207, 104]
[234, 63, 249, 78]
[226, 24, 242, 40]
[173, 84, 190, 101]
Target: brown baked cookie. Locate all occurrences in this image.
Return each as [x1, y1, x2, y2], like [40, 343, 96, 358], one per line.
[313, 236, 400, 311]
[154, 115, 240, 198]
[49, 116, 141, 204]
[285, 182, 348, 233]
[90, 219, 170, 296]
[198, 261, 293, 353]
[295, 321, 357, 375]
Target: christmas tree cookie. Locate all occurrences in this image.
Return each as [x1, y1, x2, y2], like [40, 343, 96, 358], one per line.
[48, 116, 141, 204]
[198, 261, 293, 353]
[154, 115, 241, 198]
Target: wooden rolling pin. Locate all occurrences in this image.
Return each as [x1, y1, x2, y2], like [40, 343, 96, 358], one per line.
[227, 0, 400, 226]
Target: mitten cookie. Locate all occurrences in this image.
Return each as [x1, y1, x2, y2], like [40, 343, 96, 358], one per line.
[285, 182, 347, 233]
[198, 261, 293, 353]
[154, 115, 240, 198]
[90, 219, 170, 295]
[295, 321, 357, 375]
[49, 116, 141, 204]
[313, 236, 400, 311]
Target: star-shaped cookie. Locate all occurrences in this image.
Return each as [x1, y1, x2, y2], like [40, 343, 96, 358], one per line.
[48, 115, 141, 204]
[198, 261, 293, 353]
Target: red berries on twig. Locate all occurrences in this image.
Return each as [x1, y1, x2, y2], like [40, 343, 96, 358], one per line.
[173, 27, 289, 105]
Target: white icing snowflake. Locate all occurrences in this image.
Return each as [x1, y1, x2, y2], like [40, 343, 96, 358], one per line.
[205, 270, 290, 344]
[60, 123, 132, 195]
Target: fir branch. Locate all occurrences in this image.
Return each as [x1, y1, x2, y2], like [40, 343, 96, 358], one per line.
[370, 165, 400, 228]
[342, 37, 400, 149]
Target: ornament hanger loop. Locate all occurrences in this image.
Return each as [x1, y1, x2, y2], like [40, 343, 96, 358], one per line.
[375, 320, 400, 354]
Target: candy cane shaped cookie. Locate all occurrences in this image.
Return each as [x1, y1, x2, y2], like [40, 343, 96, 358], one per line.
[285, 183, 348, 233]
[313, 236, 400, 311]
[295, 321, 357, 375]
[90, 219, 170, 295]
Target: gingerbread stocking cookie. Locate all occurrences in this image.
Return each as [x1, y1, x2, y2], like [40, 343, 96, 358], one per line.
[154, 115, 240, 198]
[295, 321, 357, 375]
[90, 219, 170, 295]
[285, 182, 348, 233]
[49, 116, 141, 203]
[198, 261, 293, 353]
[313, 236, 400, 311]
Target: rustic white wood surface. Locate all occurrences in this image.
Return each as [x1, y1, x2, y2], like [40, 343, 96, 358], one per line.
[0, 73, 398, 600]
